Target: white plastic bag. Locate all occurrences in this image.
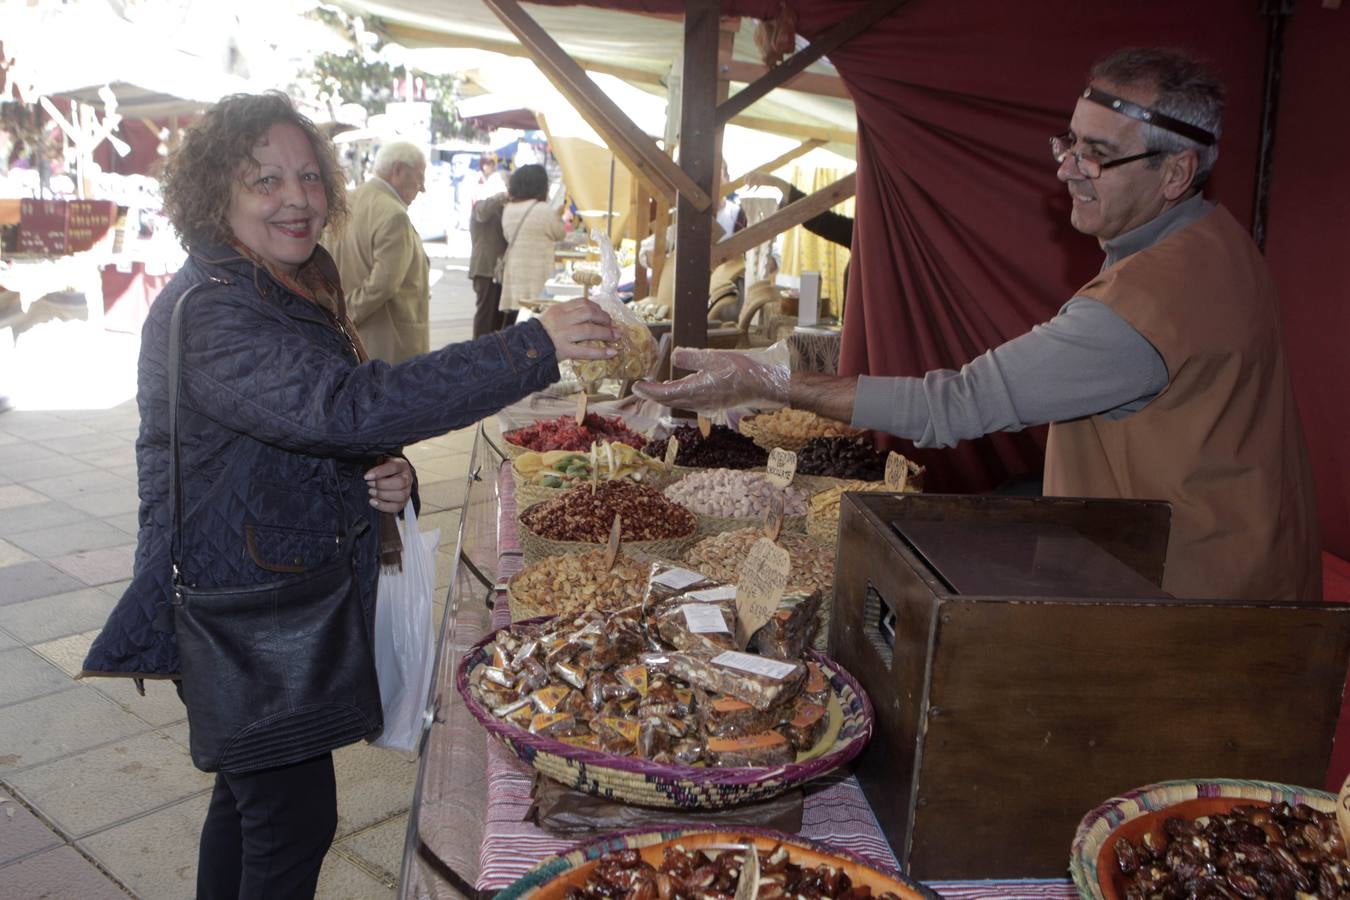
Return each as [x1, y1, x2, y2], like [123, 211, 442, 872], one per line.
[563, 228, 659, 390]
[372, 501, 440, 752]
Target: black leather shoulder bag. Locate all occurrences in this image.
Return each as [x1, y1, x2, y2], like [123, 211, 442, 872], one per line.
[167, 282, 383, 773]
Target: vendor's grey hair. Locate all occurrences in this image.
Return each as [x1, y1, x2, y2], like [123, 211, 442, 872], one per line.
[1091, 48, 1225, 190]
[373, 141, 425, 177]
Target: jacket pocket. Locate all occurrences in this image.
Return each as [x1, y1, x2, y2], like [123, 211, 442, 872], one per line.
[244, 523, 340, 574]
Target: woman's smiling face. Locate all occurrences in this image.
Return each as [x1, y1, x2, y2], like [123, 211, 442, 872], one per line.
[225, 121, 328, 274]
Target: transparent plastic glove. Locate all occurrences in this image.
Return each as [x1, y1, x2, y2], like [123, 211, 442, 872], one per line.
[632, 340, 790, 414]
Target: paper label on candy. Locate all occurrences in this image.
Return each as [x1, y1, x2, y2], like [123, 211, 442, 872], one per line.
[575, 392, 588, 425]
[652, 566, 705, 590]
[682, 603, 730, 634]
[664, 436, 680, 470]
[603, 514, 621, 569]
[688, 585, 738, 602]
[884, 451, 912, 491]
[765, 448, 797, 488]
[734, 537, 790, 649]
[697, 415, 712, 438]
[712, 650, 797, 681]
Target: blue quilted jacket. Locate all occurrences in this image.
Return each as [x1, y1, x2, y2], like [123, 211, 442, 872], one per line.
[81, 244, 560, 679]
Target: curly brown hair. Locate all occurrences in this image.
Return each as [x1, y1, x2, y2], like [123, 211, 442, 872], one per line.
[160, 91, 348, 251]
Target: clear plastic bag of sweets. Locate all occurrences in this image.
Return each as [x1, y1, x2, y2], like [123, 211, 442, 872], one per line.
[564, 228, 659, 390]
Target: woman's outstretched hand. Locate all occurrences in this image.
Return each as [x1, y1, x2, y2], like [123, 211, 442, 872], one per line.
[539, 298, 620, 361]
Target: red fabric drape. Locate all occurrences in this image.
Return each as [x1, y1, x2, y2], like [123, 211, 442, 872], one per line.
[781, 0, 1267, 492]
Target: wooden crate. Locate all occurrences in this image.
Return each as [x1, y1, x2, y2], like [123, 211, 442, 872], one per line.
[831, 492, 1350, 880]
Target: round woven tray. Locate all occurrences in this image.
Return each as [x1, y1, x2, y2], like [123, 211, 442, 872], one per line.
[793, 473, 885, 494]
[499, 438, 533, 460]
[494, 827, 939, 900]
[518, 523, 698, 567]
[1070, 778, 1336, 900]
[738, 414, 868, 453]
[458, 621, 874, 810]
[695, 512, 807, 536]
[806, 516, 840, 544]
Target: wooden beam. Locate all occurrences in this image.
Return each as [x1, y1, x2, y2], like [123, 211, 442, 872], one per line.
[730, 113, 855, 145]
[710, 172, 856, 268]
[482, 0, 712, 211]
[672, 0, 720, 359]
[630, 177, 650, 298]
[716, 0, 907, 125]
[378, 20, 667, 88]
[721, 60, 850, 100]
[721, 138, 825, 197]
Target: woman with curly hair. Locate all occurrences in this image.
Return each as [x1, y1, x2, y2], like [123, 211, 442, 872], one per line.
[79, 92, 616, 898]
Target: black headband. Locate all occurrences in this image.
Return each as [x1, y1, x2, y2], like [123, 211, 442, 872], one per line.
[1082, 87, 1216, 147]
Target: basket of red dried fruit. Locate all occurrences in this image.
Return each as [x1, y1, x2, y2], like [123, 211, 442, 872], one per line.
[1070, 778, 1340, 900]
[493, 828, 939, 900]
[502, 413, 647, 460]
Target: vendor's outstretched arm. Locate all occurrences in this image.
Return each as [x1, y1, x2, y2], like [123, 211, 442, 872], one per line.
[789, 372, 858, 424]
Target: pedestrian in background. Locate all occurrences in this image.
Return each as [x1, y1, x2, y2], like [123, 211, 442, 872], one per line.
[498, 163, 565, 328]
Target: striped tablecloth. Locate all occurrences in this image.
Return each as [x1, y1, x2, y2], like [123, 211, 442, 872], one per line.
[480, 462, 1077, 899]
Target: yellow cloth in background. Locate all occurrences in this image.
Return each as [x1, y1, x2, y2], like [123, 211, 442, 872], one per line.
[778, 165, 853, 321]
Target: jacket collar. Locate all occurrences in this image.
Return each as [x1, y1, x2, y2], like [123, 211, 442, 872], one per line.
[188, 241, 343, 328]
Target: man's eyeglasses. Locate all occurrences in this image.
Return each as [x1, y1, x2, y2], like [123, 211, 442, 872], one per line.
[1050, 133, 1161, 179]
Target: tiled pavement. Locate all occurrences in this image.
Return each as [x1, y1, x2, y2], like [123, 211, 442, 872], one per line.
[0, 240, 482, 898]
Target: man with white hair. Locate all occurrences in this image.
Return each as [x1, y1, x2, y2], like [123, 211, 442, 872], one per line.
[325, 141, 430, 362]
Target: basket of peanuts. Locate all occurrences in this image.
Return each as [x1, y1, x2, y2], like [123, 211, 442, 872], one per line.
[517, 480, 699, 565]
[738, 408, 868, 453]
[683, 527, 838, 648]
[662, 468, 810, 535]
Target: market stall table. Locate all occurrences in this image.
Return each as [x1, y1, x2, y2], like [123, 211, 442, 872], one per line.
[402, 424, 1080, 898]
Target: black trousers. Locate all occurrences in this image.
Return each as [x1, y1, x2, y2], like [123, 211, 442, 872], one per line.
[472, 275, 503, 339]
[196, 752, 337, 899]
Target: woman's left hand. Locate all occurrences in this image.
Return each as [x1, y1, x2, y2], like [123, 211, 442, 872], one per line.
[365, 457, 414, 512]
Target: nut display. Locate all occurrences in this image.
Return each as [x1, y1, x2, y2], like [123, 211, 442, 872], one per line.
[564, 843, 906, 900]
[797, 437, 887, 481]
[504, 413, 646, 453]
[514, 443, 667, 489]
[685, 528, 835, 596]
[510, 549, 649, 619]
[740, 408, 866, 448]
[808, 481, 897, 524]
[1113, 801, 1350, 899]
[645, 424, 768, 470]
[664, 469, 809, 518]
[520, 480, 697, 543]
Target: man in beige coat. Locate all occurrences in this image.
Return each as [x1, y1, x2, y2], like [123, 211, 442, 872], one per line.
[326, 142, 430, 363]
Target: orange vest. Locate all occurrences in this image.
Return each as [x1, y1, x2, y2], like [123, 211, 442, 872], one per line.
[1043, 204, 1320, 602]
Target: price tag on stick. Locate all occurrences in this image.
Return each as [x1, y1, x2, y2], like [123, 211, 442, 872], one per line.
[762, 492, 785, 542]
[590, 443, 599, 495]
[884, 451, 913, 491]
[735, 537, 790, 649]
[733, 845, 760, 900]
[575, 391, 588, 425]
[697, 414, 712, 438]
[765, 448, 797, 488]
[663, 436, 680, 472]
[603, 514, 622, 570]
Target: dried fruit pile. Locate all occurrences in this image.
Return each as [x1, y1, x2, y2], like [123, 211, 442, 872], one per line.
[797, 437, 887, 481]
[645, 424, 768, 470]
[1114, 800, 1350, 899]
[505, 413, 646, 452]
[564, 843, 905, 900]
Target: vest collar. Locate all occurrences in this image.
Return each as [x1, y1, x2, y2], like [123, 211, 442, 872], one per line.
[1101, 194, 1213, 270]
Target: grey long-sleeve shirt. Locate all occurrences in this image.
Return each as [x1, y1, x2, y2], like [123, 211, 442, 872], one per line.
[851, 195, 1213, 447]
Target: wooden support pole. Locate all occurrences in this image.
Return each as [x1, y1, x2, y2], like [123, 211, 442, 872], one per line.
[716, 0, 907, 125]
[482, 0, 712, 211]
[710, 172, 856, 268]
[671, 0, 721, 363]
[630, 176, 651, 298]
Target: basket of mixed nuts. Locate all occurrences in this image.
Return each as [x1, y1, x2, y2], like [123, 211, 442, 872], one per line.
[506, 549, 650, 622]
[662, 468, 810, 536]
[518, 481, 699, 565]
[738, 409, 868, 453]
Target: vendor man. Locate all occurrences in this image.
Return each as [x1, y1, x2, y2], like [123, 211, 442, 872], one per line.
[636, 48, 1320, 604]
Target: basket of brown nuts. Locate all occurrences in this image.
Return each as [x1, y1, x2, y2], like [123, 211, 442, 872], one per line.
[684, 528, 838, 648]
[806, 481, 906, 543]
[738, 409, 868, 453]
[506, 549, 650, 622]
[518, 481, 699, 565]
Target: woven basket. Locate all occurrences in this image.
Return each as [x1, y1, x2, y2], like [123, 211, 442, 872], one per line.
[668, 463, 766, 480]
[458, 622, 874, 810]
[695, 512, 807, 537]
[494, 827, 939, 900]
[738, 413, 867, 453]
[519, 522, 698, 566]
[500, 437, 533, 460]
[806, 516, 840, 544]
[1070, 778, 1336, 900]
[793, 473, 885, 494]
